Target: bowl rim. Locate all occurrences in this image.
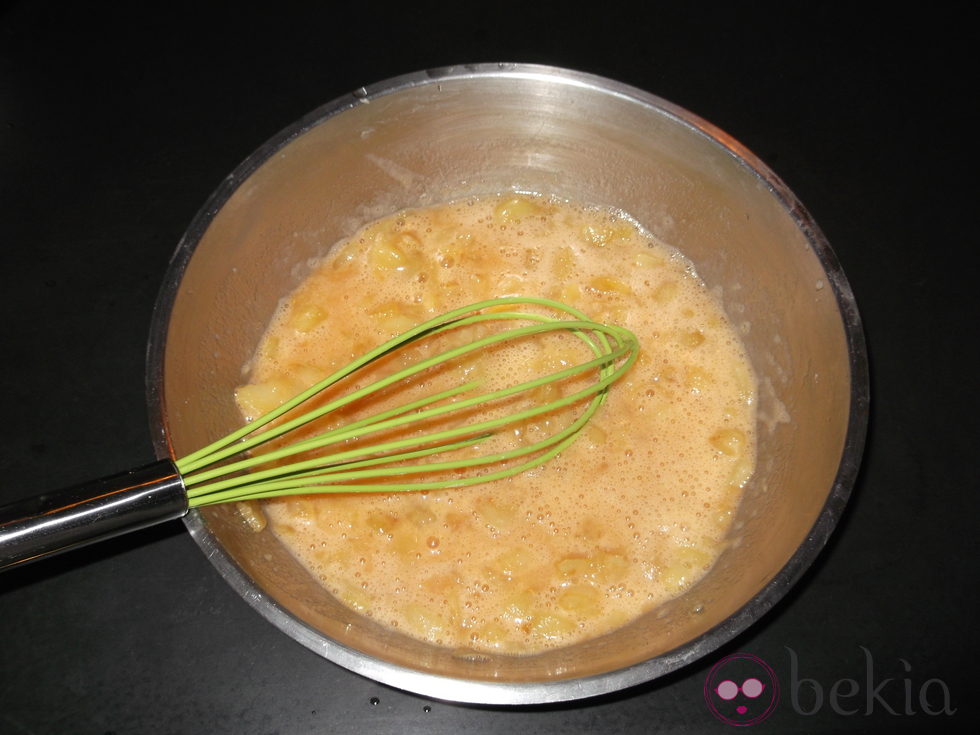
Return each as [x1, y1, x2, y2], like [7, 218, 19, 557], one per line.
[145, 62, 869, 705]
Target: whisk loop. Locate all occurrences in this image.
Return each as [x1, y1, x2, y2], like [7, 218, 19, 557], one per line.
[178, 297, 639, 506]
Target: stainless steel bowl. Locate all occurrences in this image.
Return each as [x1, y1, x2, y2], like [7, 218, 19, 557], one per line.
[146, 63, 868, 704]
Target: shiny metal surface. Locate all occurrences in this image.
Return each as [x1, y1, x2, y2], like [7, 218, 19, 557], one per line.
[0, 459, 186, 570]
[145, 63, 868, 704]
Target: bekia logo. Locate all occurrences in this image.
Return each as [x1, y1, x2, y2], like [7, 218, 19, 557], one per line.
[704, 648, 956, 726]
[704, 653, 780, 726]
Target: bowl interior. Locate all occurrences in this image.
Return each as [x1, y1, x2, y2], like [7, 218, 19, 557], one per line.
[149, 65, 865, 704]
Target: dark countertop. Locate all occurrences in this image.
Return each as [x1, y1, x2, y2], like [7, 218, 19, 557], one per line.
[1, 4, 975, 733]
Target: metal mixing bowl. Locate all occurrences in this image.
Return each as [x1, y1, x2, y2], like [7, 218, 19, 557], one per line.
[146, 63, 868, 704]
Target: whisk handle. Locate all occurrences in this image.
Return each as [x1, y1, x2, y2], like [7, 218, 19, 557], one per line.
[0, 459, 187, 571]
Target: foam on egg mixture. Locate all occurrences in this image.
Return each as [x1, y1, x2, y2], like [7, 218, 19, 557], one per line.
[235, 193, 756, 654]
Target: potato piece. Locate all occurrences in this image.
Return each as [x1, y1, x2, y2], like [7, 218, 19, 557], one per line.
[369, 301, 422, 336]
[710, 428, 747, 457]
[528, 380, 562, 407]
[407, 504, 436, 527]
[731, 359, 756, 404]
[290, 303, 327, 333]
[557, 550, 628, 586]
[497, 274, 526, 296]
[417, 288, 441, 314]
[339, 586, 371, 612]
[556, 555, 591, 580]
[404, 603, 450, 639]
[368, 231, 427, 278]
[368, 238, 407, 270]
[287, 364, 327, 392]
[523, 247, 542, 269]
[476, 498, 518, 531]
[597, 305, 629, 325]
[685, 365, 711, 393]
[588, 276, 633, 297]
[576, 517, 605, 542]
[652, 280, 678, 303]
[679, 330, 705, 348]
[582, 423, 607, 450]
[235, 378, 296, 420]
[552, 246, 577, 280]
[436, 240, 464, 268]
[661, 547, 714, 590]
[653, 363, 679, 385]
[472, 622, 509, 649]
[422, 573, 456, 596]
[634, 250, 665, 268]
[257, 335, 280, 363]
[494, 195, 544, 223]
[728, 455, 754, 488]
[236, 501, 267, 533]
[279, 497, 318, 527]
[558, 585, 601, 617]
[550, 282, 583, 307]
[391, 529, 422, 557]
[531, 613, 576, 640]
[443, 511, 471, 533]
[365, 510, 399, 536]
[500, 590, 536, 625]
[494, 548, 533, 581]
[593, 551, 629, 584]
[581, 223, 633, 247]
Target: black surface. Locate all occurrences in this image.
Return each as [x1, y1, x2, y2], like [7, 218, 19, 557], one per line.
[1, 4, 976, 733]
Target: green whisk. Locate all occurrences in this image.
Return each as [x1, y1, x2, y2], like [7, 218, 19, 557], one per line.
[0, 297, 639, 570]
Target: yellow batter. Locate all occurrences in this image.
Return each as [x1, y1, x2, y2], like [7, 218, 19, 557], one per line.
[235, 193, 756, 653]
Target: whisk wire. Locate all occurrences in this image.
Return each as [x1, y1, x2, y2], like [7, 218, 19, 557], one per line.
[178, 297, 639, 506]
[187, 335, 635, 503]
[182, 323, 632, 489]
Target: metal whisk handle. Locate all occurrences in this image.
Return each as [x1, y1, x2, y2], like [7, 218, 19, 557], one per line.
[0, 459, 188, 571]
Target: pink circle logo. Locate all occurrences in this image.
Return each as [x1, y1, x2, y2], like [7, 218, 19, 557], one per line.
[704, 653, 780, 726]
